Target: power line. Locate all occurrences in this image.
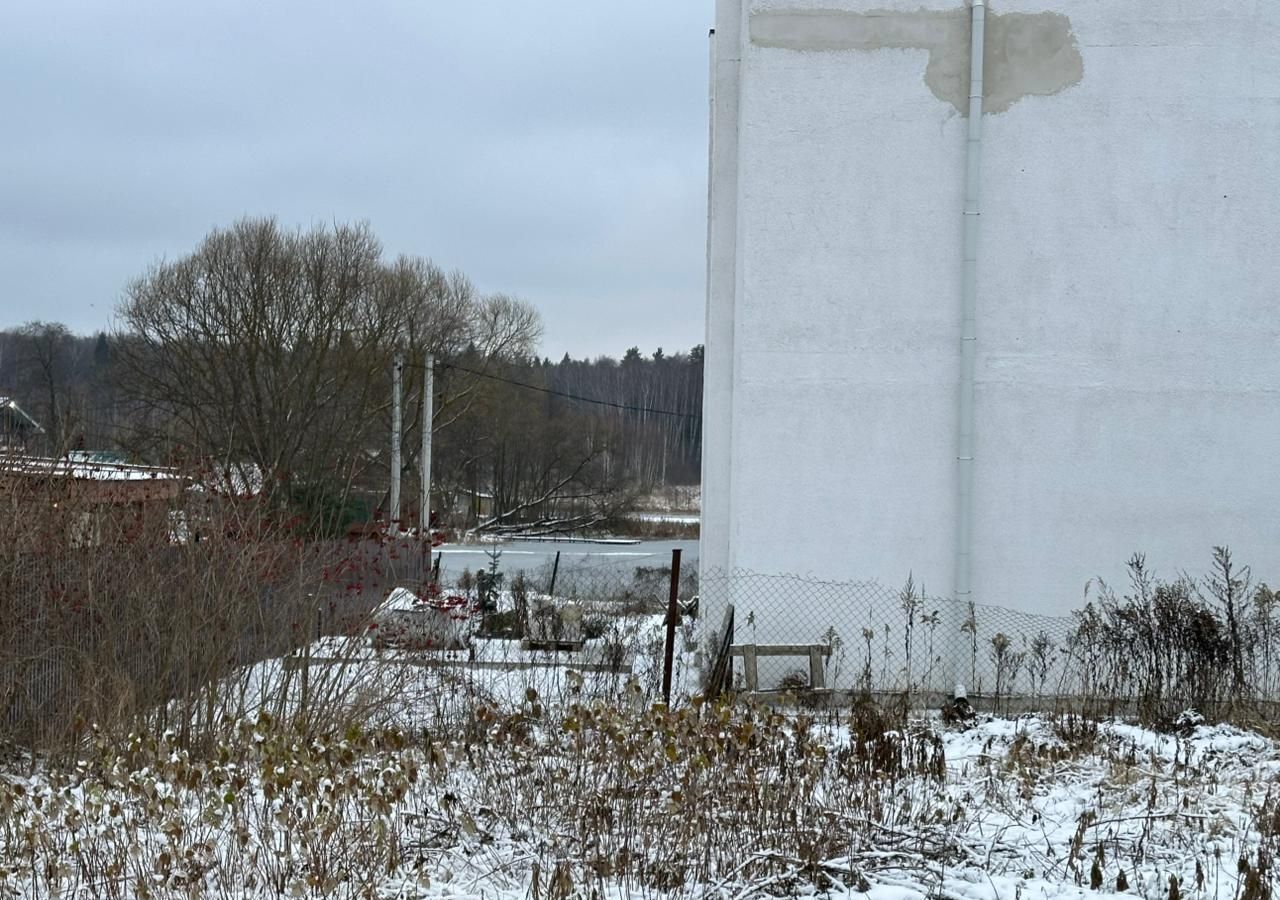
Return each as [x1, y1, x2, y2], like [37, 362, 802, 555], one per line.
[34, 362, 701, 422]
[403, 359, 698, 420]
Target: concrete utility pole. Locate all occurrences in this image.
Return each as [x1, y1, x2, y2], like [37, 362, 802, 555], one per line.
[390, 352, 403, 527]
[419, 351, 434, 535]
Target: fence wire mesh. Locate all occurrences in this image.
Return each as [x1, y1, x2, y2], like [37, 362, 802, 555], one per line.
[699, 567, 1280, 719]
[699, 569, 1071, 699]
[10, 538, 1279, 747]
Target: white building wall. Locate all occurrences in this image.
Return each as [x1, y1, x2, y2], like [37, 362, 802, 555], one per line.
[703, 0, 1280, 673]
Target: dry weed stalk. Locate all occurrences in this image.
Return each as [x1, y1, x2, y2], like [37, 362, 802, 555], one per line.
[0, 470, 421, 755]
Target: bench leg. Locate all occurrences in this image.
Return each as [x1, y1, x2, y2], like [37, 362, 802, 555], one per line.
[809, 646, 826, 690]
[743, 646, 758, 692]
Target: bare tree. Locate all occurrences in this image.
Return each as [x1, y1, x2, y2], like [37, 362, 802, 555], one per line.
[116, 219, 402, 526]
[15, 321, 82, 453]
[115, 218, 543, 532]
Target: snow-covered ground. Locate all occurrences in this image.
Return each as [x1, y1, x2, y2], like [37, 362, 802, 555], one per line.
[625, 512, 701, 525]
[635, 485, 701, 513]
[217, 606, 701, 735]
[3, 697, 1278, 900]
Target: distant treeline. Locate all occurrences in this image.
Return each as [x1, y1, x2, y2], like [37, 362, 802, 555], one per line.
[0, 218, 702, 535]
[440, 347, 704, 530]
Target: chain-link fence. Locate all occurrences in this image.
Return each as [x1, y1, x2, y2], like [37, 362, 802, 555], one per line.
[13, 533, 1275, 744]
[699, 569, 1071, 699]
[699, 567, 1280, 719]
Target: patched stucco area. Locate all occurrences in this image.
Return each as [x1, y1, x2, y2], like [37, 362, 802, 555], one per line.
[750, 7, 1082, 114]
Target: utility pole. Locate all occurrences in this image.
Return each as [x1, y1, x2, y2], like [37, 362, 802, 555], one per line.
[390, 352, 403, 528]
[419, 351, 434, 536]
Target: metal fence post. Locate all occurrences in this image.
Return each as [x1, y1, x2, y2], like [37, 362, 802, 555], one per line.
[300, 608, 314, 716]
[548, 550, 561, 597]
[662, 548, 682, 705]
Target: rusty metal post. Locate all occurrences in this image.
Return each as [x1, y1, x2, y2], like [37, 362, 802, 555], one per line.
[548, 550, 561, 596]
[661, 548, 683, 705]
[390, 353, 403, 526]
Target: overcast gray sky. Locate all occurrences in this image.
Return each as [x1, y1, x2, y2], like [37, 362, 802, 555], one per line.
[0, 1, 712, 359]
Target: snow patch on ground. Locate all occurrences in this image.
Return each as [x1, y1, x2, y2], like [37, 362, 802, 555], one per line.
[5, 687, 1280, 899]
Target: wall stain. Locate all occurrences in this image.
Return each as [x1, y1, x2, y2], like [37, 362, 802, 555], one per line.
[750, 7, 1083, 114]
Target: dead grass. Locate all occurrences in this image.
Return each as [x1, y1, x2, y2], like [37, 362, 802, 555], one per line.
[0, 475, 418, 756]
[0, 692, 953, 899]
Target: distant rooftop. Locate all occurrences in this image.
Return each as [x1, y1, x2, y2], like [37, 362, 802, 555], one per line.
[0, 456, 181, 483]
[0, 398, 43, 433]
[66, 450, 129, 465]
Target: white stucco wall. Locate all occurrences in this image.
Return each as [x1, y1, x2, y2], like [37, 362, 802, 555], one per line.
[702, 0, 1280, 677]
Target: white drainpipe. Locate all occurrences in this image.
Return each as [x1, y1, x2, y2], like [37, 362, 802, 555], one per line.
[955, 0, 986, 603]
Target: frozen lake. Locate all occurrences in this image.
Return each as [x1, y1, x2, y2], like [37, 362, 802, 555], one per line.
[431, 538, 698, 582]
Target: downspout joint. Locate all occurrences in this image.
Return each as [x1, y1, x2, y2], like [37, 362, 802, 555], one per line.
[955, 0, 986, 603]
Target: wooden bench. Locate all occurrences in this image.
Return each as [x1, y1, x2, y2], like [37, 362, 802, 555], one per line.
[730, 643, 832, 692]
